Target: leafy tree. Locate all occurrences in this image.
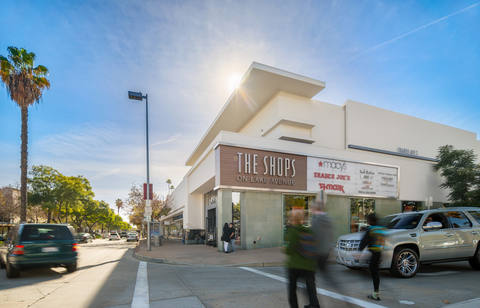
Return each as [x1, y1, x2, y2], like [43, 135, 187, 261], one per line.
[435, 145, 480, 205]
[28, 165, 61, 223]
[1, 47, 50, 222]
[126, 184, 170, 228]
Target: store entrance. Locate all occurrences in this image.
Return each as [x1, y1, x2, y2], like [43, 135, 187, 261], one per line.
[204, 190, 217, 246]
[350, 198, 375, 233]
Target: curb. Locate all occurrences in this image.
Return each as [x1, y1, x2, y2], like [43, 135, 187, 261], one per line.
[132, 250, 285, 268]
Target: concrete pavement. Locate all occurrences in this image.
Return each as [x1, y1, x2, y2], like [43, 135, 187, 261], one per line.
[134, 239, 285, 267]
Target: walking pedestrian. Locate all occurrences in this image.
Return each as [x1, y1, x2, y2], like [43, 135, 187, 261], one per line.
[221, 223, 229, 253]
[310, 191, 341, 293]
[358, 213, 386, 301]
[228, 223, 235, 252]
[285, 208, 320, 308]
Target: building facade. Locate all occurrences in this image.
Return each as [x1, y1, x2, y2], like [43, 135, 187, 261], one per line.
[164, 62, 480, 250]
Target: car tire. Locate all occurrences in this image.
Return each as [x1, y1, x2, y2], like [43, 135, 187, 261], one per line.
[469, 245, 480, 270]
[66, 262, 77, 273]
[390, 247, 419, 278]
[6, 261, 20, 278]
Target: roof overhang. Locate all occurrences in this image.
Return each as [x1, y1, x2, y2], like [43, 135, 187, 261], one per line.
[186, 62, 325, 166]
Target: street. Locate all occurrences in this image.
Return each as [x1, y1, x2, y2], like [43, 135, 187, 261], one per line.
[0, 240, 479, 308]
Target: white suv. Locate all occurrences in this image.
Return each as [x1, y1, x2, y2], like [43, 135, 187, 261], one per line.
[336, 207, 480, 278]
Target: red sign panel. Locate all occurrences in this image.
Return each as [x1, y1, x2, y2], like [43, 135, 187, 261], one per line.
[143, 183, 153, 200]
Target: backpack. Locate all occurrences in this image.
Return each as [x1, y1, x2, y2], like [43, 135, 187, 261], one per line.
[298, 231, 317, 259]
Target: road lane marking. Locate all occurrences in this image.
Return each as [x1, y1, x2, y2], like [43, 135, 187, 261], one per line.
[131, 261, 149, 308]
[240, 267, 387, 308]
[417, 271, 459, 276]
[399, 300, 415, 305]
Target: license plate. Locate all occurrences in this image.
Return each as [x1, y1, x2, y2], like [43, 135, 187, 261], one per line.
[42, 247, 59, 253]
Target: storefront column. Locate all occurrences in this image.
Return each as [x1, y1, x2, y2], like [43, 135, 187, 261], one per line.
[216, 189, 232, 251]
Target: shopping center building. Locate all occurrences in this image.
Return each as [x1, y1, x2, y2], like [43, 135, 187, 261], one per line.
[160, 62, 480, 250]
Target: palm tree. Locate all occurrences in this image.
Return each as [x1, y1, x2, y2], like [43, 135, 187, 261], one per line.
[0, 47, 50, 222]
[115, 198, 123, 215]
[166, 179, 172, 194]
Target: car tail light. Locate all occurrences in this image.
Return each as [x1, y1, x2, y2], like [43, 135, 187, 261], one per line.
[72, 243, 78, 252]
[12, 245, 24, 255]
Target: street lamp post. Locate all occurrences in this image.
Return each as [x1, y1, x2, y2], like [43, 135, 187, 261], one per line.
[128, 91, 152, 251]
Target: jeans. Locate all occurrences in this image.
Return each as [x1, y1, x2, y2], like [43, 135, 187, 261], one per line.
[288, 268, 319, 308]
[369, 251, 381, 292]
[229, 239, 235, 252]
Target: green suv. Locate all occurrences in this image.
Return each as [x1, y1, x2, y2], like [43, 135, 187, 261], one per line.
[0, 224, 78, 278]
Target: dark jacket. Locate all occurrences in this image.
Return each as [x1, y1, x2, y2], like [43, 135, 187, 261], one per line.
[221, 224, 229, 241]
[227, 226, 235, 241]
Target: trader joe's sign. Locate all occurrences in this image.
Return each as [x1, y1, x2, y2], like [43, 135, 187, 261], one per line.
[307, 157, 398, 198]
[216, 145, 307, 190]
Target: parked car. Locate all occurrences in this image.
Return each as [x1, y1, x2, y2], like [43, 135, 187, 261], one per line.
[0, 224, 78, 278]
[109, 231, 120, 241]
[120, 231, 128, 238]
[75, 233, 93, 243]
[336, 207, 480, 278]
[126, 232, 139, 242]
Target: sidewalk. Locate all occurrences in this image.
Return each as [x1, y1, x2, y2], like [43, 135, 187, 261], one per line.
[134, 239, 285, 267]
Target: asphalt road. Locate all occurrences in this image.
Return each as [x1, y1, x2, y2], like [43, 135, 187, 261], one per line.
[0, 240, 479, 308]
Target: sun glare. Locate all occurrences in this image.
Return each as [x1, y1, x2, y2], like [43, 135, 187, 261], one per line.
[228, 73, 242, 92]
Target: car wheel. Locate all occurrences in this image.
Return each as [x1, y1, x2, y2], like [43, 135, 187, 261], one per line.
[6, 261, 20, 278]
[66, 262, 77, 273]
[390, 248, 419, 278]
[469, 245, 480, 270]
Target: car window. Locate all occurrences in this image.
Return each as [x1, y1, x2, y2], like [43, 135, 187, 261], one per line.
[468, 211, 480, 224]
[20, 225, 74, 241]
[423, 213, 449, 229]
[446, 211, 472, 229]
[378, 214, 423, 229]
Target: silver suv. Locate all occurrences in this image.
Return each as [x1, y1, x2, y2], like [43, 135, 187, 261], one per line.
[336, 207, 480, 278]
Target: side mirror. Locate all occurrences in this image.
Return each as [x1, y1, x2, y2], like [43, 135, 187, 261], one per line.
[423, 221, 443, 231]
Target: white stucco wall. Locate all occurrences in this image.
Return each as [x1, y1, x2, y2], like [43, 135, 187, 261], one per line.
[240, 92, 345, 149]
[187, 149, 216, 194]
[169, 90, 480, 231]
[346, 100, 480, 159]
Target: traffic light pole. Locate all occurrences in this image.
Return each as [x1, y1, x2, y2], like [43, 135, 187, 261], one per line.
[145, 93, 151, 251]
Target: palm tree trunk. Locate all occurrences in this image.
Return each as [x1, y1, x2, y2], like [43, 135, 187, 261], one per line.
[20, 106, 28, 223]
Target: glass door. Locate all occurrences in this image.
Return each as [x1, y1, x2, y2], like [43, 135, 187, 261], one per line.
[350, 198, 375, 233]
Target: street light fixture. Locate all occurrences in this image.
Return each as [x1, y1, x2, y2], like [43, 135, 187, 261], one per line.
[128, 90, 152, 251]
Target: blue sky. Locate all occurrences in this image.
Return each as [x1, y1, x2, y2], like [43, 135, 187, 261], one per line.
[1, 0, 479, 218]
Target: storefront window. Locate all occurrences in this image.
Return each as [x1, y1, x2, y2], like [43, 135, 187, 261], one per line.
[350, 198, 375, 233]
[283, 195, 315, 239]
[232, 192, 241, 244]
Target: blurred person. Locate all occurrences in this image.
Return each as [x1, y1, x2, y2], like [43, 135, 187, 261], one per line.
[310, 191, 341, 294]
[228, 223, 235, 252]
[221, 223, 229, 253]
[357, 213, 386, 301]
[285, 208, 320, 308]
